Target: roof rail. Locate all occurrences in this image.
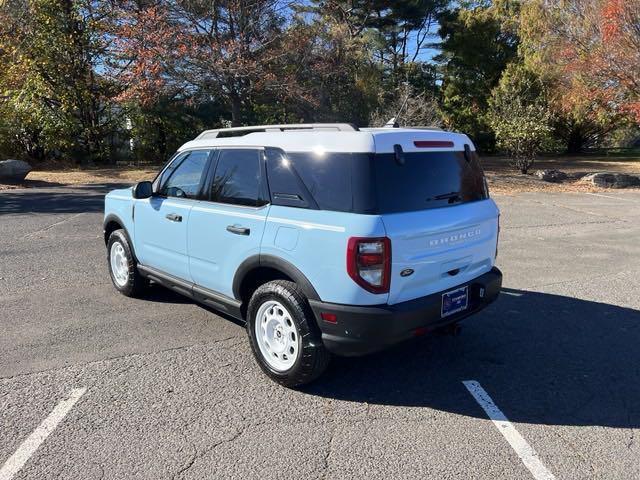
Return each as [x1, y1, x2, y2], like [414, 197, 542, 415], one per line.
[195, 123, 358, 140]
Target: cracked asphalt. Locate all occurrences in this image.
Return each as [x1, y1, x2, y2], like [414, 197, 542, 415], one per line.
[1, 185, 639, 479]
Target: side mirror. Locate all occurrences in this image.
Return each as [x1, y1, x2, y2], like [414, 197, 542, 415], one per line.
[133, 181, 153, 199]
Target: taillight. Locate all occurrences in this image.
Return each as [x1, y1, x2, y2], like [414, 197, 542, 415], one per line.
[347, 237, 391, 294]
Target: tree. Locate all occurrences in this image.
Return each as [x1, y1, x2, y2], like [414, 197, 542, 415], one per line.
[436, 0, 520, 151]
[0, 100, 49, 161]
[370, 82, 442, 127]
[0, 0, 119, 163]
[281, 21, 382, 125]
[599, 0, 640, 122]
[106, 1, 183, 106]
[488, 63, 553, 173]
[519, 0, 637, 151]
[368, 0, 448, 81]
[302, 1, 447, 85]
[112, 0, 322, 127]
[125, 98, 225, 163]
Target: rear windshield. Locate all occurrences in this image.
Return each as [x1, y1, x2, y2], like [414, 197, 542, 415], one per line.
[372, 151, 488, 213]
[267, 149, 488, 214]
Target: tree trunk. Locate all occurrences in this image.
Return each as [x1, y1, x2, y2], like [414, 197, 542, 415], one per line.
[82, 130, 94, 167]
[157, 119, 167, 160]
[230, 94, 242, 127]
[567, 128, 585, 154]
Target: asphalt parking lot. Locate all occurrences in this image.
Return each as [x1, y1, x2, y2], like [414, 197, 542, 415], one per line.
[1, 185, 639, 479]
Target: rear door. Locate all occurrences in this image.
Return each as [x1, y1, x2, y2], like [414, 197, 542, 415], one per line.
[134, 149, 212, 281]
[374, 149, 499, 305]
[188, 148, 270, 298]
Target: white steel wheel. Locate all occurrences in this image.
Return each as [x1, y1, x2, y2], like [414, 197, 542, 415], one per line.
[110, 241, 129, 287]
[255, 300, 300, 372]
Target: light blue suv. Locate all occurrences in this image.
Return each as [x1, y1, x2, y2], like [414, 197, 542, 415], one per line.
[104, 123, 502, 386]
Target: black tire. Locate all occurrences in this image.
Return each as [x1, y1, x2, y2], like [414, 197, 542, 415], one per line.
[107, 229, 148, 297]
[246, 280, 331, 388]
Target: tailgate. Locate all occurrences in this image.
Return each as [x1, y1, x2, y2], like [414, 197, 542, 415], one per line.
[381, 199, 499, 305]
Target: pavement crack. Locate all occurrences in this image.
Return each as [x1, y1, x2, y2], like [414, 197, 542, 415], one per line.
[95, 463, 105, 480]
[322, 430, 335, 478]
[321, 401, 336, 479]
[173, 433, 198, 480]
[0, 335, 240, 381]
[524, 267, 640, 291]
[173, 419, 269, 479]
[526, 197, 612, 219]
[552, 430, 598, 475]
[21, 212, 85, 238]
[503, 219, 624, 230]
[626, 430, 635, 450]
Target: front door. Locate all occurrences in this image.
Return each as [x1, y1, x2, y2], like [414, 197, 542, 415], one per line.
[188, 148, 270, 298]
[134, 149, 212, 281]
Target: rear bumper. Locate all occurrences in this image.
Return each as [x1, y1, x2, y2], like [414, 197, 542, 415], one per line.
[309, 267, 502, 356]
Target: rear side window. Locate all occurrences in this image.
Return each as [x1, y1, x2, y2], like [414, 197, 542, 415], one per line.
[279, 151, 377, 213]
[373, 151, 488, 213]
[265, 149, 315, 208]
[285, 152, 354, 212]
[210, 149, 266, 207]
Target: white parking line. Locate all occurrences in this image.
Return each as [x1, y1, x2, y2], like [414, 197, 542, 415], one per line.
[463, 381, 556, 480]
[0, 388, 87, 480]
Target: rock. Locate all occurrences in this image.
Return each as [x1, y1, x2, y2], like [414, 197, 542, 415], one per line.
[581, 172, 640, 189]
[0, 159, 32, 182]
[535, 169, 568, 183]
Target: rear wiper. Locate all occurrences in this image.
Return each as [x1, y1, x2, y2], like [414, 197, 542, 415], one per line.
[426, 191, 462, 202]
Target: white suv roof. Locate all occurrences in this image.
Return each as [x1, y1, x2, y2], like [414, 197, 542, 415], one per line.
[178, 123, 475, 154]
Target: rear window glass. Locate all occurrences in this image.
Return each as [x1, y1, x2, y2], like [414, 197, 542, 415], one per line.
[372, 151, 488, 213]
[277, 150, 487, 214]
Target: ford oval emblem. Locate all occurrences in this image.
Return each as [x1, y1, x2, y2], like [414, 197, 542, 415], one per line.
[400, 268, 414, 277]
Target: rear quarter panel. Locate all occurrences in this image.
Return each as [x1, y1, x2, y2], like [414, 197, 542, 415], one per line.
[262, 206, 388, 305]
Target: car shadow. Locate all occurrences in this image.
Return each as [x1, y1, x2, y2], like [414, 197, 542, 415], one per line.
[143, 283, 246, 328]
[305, 288, 640, 428]
[0, 183, 130, 214]
[143, 283, 193, 305]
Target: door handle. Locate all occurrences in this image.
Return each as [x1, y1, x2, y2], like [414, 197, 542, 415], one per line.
[166, 213, 182, 222]
[226, 225, 250, 236]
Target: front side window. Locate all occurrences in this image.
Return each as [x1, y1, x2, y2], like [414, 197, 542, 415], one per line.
[160, 150, 211, 198]
[153, 152, 187, 192]
[209, 149, 265, 207]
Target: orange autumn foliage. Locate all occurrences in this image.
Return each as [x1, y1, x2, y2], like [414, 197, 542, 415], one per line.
[531, 0, 640, 124]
